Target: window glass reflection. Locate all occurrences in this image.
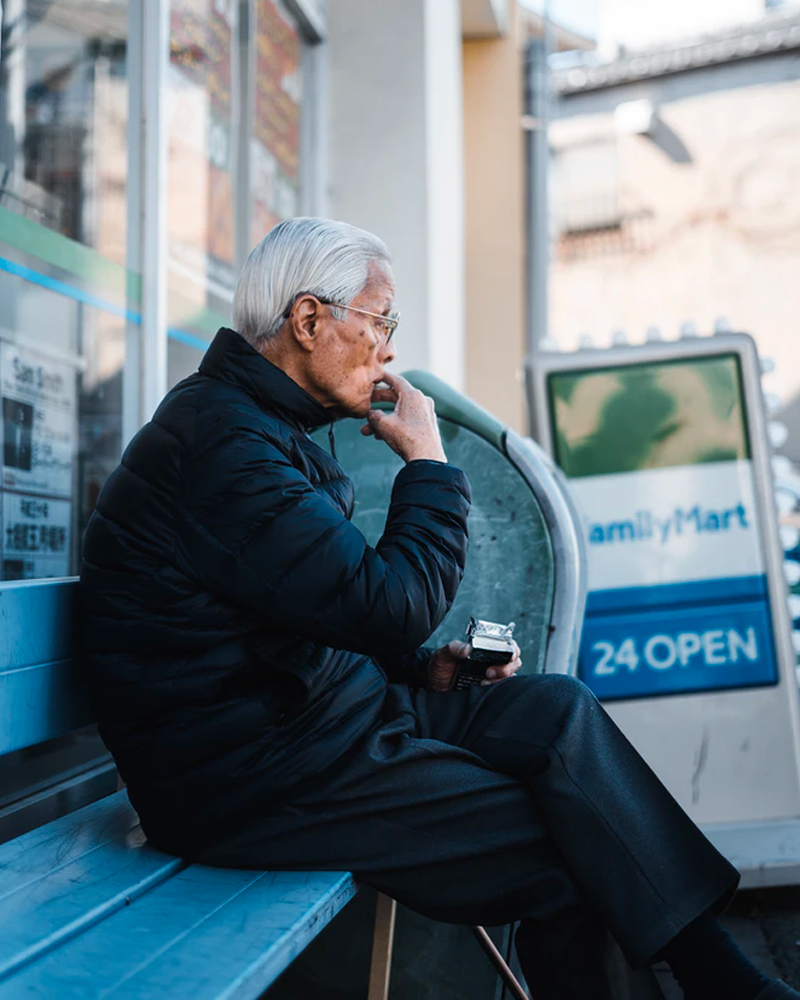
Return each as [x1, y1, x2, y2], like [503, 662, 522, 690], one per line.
[251, 0, 303, 244]
[0, 0, 129, 584]
[0, 269, 125, 581]
[168, 0, 239, 319]
[166, 0, 307, 367]
[0, 0, 129, 262]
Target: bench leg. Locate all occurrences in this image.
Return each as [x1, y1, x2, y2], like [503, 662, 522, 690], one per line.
[470, 925, 530, 1000]
[367, 893, 397, 1000]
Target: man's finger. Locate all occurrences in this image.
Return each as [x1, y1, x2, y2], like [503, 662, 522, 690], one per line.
[446, 640, 471, 659]
[486, 657, 522, 681]
[379, 371, 413, 394]
[360, 422, 374, 437]
[369, 408, 398, 431]
[366, 410, 388, 440]
[370, 387, 399, 405]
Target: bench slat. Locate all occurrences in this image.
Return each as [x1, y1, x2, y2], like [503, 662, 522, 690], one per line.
[3, 866, 357, 999]
[0, 792, 182, 982]
[0, 792, 136, 894]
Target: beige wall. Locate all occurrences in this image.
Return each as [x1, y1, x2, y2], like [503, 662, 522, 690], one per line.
[550, 76, 800, 410]
[462, 2, 526, 431]
[328, 0, 465, 386]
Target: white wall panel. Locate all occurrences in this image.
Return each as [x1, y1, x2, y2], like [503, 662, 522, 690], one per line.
[327, 0, 465, 387]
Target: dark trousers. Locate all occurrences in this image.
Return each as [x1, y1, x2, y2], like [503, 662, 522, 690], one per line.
[194, 674, 738, 997]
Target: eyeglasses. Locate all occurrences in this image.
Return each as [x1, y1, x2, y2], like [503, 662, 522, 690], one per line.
[283, 292, 399, 342]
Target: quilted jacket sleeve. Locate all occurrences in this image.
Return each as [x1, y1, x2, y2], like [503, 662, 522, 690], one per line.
[376, 646, 436, 687]
[176, 428, 471, 661]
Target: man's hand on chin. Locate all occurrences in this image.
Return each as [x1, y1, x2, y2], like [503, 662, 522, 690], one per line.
[427, 640, 522, 692]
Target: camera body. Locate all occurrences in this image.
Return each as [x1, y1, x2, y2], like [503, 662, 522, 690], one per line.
[452, 617, 516, 691]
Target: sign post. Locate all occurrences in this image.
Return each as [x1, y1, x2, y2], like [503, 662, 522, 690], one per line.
[532, 332, 800, 885]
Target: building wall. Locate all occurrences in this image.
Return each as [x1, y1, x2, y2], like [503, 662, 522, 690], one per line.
[426, 0, 466, 390]
[462, 2, 526, 430]
[550, 60, 800, 457]
[327, 0, 466, 389]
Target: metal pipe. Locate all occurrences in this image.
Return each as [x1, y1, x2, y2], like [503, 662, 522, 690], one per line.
[141, 0, 169, 421]
[470, 925, 530, 1000]
[524, 13, 552, 437]
[123, 0, 144, 447]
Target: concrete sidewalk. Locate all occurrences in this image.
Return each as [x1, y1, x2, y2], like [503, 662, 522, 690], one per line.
[655, 888, 796, 998]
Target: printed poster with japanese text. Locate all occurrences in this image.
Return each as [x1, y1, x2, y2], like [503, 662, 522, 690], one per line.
[1, 342, 75, 579]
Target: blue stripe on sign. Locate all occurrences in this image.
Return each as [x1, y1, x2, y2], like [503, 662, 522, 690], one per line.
[579, 587, 778, 702]
[0, 253, 211, 352]
[586, 575, 768, 615]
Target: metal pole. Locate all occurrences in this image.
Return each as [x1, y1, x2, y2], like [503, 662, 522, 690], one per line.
[3, 0, 26, 182]
[141, 0, 169, 422]
[234, 0, 253, 269]
[524, 9, 552, 438]
[470, 926, 530, 1000]
[123, 0, 144, 447]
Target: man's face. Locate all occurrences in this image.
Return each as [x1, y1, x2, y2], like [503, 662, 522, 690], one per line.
[305, 270, 397, 418]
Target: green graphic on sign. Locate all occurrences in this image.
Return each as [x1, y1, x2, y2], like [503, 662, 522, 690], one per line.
[548, 354, 751, 479]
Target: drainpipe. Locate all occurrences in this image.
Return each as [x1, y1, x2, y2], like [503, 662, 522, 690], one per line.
[523, 23, 551, 438]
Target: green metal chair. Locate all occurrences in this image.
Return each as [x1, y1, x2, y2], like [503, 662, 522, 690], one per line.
[318, 370, 586, 681]
[313, 371, 588, 1000]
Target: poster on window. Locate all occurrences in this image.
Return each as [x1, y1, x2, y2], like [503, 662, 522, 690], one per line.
[1, 342, 76, 500]
[251, 0, 302, 245]
[1, 492, 72, 580]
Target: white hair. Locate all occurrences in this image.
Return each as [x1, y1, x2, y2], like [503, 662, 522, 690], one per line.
[232, 217, 393, 348]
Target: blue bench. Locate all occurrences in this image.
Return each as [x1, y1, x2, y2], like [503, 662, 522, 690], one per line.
[0, 582, 359, 999]
[0, 374, 586, 998]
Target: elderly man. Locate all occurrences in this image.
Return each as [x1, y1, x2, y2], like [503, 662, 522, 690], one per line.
[80, 218, 795, 1000]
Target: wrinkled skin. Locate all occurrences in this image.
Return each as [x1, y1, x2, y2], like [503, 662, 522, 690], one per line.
[262, 268, 397, 419]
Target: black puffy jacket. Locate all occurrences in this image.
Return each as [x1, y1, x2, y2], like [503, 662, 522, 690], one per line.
[79, 327, 471, 849]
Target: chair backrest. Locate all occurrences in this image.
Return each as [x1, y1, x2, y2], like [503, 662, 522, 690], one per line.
[313, 371, 586, 676]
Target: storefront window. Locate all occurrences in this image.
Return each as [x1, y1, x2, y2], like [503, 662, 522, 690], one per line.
[0, 0, 130, 583]
[0, 0, 129, 835]
[0, 257, 127, 581]
[167, 0, 239, 382]
[251, 0, 303, 244]
[168, 0, 238, 303]
[166, 0, 309, 385]
[0, 0, 129, 261]
[0, 0, 322, 557]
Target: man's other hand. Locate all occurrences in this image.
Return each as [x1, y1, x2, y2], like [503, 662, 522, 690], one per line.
[428, 639, 522, 692]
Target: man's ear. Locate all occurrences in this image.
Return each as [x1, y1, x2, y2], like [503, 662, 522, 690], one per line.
[289, 295, 322, 353]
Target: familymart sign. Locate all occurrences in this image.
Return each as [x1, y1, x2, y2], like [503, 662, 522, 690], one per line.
[542, 350, 779, 701]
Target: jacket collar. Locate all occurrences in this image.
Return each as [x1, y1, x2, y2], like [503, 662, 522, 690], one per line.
[199, 327, 332, 431]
